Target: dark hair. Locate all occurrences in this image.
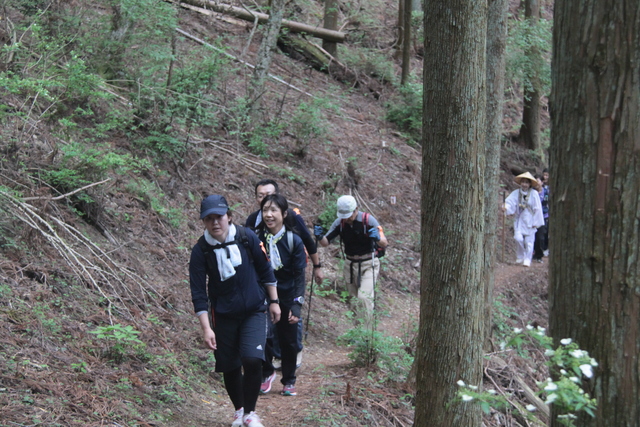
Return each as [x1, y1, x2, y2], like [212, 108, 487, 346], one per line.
[542, 168, 549, 173]
[254, 179, 279, 196]
[259, 194, 297, 233]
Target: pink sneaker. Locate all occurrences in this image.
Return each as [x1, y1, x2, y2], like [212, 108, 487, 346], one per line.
[281, 384, 297, 396]
[243, 411, 265, 427]
[260, 372, 276, 394]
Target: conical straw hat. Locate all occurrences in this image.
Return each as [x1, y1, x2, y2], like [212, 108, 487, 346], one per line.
[514, 172, 540, 190]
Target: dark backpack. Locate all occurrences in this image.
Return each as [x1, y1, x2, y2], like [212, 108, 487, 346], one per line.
[340, 212, 386, 258]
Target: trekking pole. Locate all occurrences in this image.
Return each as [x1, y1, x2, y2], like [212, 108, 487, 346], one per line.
[304, 235, 319, 343]
[501, 191, 506, 263]
[368, 239, 378, 366]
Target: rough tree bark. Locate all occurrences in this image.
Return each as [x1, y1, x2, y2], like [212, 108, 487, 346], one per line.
[400, 0, 412, 85]
[415, 0, 487, 425]
[322, 0, 338, 56]
[517, 0, 541, 150]
[549, 0, 640, 426]
[483, 0, 508, 348]
[247, 0, 285, 119]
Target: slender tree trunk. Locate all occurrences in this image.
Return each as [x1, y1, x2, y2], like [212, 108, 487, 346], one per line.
[322, 0, 338, 56]
[247, 0, 285, 118]
[400, 0, 412, 85]
[395, 0, 404, 59]
[483, 0, 508, 348]
[517, 0, 541, 150]
[549, 0, 640, 426]
[415, 0, 487, 425]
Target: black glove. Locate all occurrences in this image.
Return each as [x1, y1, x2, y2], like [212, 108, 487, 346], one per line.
[290, 304, 302, 319]
[313, 225, 325, 238]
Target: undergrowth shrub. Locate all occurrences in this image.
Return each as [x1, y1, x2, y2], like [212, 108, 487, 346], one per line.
[385, 80, 422, 142]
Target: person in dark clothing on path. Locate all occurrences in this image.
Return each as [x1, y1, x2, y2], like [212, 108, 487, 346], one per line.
[245, 179, 322, 369]
[255, 194, 307, 397]
[189, 195, 280, 427]
[317, 195, 388, 331]
[533, 175, 547, 263]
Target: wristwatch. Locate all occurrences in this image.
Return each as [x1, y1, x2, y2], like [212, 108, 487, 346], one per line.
[293, 296, 305, 305]
[313, 264, 322, 269]
[269, 299, 280, 305]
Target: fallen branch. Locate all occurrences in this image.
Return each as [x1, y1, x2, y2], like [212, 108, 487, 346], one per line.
[23, 178, 112, 201]
[175, 27, 315, 98]
[173, 0, 346, 43]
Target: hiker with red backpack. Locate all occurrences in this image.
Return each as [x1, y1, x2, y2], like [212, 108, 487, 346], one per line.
[317, 195, 388, 331]
[189, 195, 279, 427]
[255, 194, 307, 397]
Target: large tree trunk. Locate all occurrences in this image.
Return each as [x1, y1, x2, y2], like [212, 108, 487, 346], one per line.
[247, 0, 285, 118]
[483, 0, 508, 348]
[517, 0, 541, 150]
[322, 0, 338, 56]
[549, 0, 640, 426]
[415, 0, 487, 425]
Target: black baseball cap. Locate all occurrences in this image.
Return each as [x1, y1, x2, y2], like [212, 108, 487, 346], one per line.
[200, 195, 230, 219]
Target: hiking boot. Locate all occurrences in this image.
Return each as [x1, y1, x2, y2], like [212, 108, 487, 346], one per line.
[260, 372, 276, 394]
[232, 408, 244, 427]
[534, 258, 543, 263]
[272, 358, 282, 371]
[243, 411, 264, 427]
[281, 384, 297, 396]
[296, 351, 302, 368]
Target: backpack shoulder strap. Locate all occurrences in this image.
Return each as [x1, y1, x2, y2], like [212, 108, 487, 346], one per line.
[287, 230, 293, 253]
[235, 226, 254, 264]
[198, 235, 217, 274]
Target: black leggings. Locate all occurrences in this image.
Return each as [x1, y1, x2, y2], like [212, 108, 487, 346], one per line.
[223, 357, 262, 413]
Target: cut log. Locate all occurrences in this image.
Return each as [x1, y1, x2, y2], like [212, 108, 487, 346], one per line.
[174, 0, 346, 43]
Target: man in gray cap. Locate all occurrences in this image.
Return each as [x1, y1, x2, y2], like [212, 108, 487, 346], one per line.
[317, 195, 388, 331]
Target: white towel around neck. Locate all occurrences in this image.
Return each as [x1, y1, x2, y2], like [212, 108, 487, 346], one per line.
[204, 224, 242, 281]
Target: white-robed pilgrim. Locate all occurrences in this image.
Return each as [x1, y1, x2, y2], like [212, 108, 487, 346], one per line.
[504, 172, 545, 266]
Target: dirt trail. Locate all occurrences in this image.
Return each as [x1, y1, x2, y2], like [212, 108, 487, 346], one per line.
[168, 258, 547, 427]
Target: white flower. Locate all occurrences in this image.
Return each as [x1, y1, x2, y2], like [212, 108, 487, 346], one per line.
[526, 404, 537, 412]
[468, 385, 478, 390]
[514, 328, 523, 333]
[462, 394, 474, 402]
[580, 364, 593, 378]
[499, 341, 506, 350]
[570, 350, 585, 358]
[487, 389, 497, 395]
[545, 393, 558, 404]
[544, 382, 558, 391]
[544, 349, 555, 356]
[590, 358, 599, 366]
[537, 326, 546, 333]
[570, 376, 580, 383]
[560, 338, 572, 345]
[560, 369, 567, 375]
[526, 325, 534, 330]
[457, 380, 466, 387]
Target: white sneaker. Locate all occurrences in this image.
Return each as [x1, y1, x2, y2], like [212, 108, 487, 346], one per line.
[296, 351, 302, 368]
[232, 408, 244, 427]
[243, 411, 265, 427]
[515, 258, 524, 264]
[523, 259, 531, 267]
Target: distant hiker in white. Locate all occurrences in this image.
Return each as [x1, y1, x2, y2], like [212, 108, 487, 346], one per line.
[503, 172, 545, 267]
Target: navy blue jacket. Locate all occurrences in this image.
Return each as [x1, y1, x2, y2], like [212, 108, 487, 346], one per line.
[189, 226, 276, 318]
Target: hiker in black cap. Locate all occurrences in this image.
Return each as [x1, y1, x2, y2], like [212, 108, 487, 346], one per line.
[318, 195, 388, 331]
[189, 195, 279, 427]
